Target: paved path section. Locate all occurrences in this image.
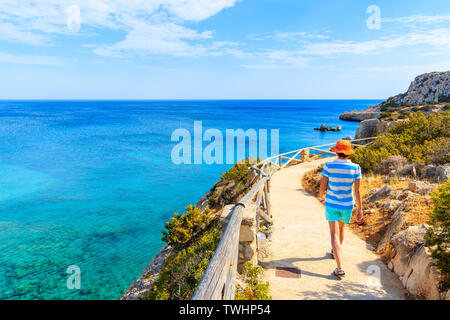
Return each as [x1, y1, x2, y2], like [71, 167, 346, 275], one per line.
[261, 159, 406, 300]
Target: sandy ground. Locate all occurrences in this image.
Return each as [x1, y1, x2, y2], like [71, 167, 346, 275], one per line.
[261, 158, 406, 300]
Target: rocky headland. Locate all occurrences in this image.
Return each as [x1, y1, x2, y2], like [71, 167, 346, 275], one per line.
[341, 71, 450, 140]
[340, 71, 449, 121]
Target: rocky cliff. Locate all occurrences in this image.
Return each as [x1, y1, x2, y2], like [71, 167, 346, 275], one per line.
[391, 71, 450, 105]
[340, 71, 450, 122]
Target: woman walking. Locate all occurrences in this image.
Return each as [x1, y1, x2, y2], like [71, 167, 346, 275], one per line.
[319, 140, 364, 278]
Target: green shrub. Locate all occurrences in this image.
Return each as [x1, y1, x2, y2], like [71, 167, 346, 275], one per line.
[425, 182, 450, 286]
[162, 205, 214, 245]
[235, 262, 272, 300]
[220, 157, 256, 183]
[351, 111, 450, 172]
[148, 223, 221, 300]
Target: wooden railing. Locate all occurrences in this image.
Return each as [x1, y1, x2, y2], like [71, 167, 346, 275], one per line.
[192, 175, 271, 300]
[192, 137, 376, 300]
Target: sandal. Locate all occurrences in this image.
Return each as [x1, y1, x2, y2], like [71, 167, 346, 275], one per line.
[333, 268, 346, 278]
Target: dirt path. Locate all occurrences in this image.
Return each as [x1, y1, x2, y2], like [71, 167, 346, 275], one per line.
[261, 158, 406, 300]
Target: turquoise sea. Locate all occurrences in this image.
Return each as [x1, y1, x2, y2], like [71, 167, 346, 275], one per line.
[0, 100, 380, 299]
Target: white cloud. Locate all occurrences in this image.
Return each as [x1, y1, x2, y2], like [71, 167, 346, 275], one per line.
[164, 0, 240, 21]
[0, 0, 240, 56]
[93, 22, 215, 57]
[248, 31, 330, 41]
[0, 51, 65, 65]
[381, 14, 450, 24]
[297, 28, 450, 56]
[0, 22, 50, 45]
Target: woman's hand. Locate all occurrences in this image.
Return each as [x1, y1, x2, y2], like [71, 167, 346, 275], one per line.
[356, 208, 364, 224]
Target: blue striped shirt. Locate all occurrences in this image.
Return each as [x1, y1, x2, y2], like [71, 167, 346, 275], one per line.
[321, 158, 362, 210]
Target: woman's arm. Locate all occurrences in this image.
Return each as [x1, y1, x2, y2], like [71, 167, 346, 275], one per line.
[319, 177, 328, 203]
[354, 180, 363, 222]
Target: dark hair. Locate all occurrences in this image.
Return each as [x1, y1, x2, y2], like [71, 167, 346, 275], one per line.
[336, 153, 350, 159]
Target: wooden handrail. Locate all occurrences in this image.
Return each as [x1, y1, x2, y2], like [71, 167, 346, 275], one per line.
[192, 177, 268, 300]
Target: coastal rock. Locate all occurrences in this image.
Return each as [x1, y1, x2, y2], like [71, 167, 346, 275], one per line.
[313, 124, 342, 131]
[354, 119, 379, 139]
[354, 119, 400, 140]
[339, 110, 381, 122]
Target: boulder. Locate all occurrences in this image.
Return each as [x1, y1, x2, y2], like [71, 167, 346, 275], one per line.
[383, 200, 402, 213]
[408, 180, 436, 195]
[368, 186, 393, 202]
[397, 190, 414, 200]
[390, 224, 428, 277]
[420, 165, 450, 183]
[399, 163, 426, 178]
[391, 224, 428, 252]
[355, 119, 380, 139]
[376, 202, 407, 253]
[375, 155, 408, 175]
[404, 246, 441, 299]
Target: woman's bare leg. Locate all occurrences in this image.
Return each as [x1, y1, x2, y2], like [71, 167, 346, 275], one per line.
[328, 221, 342, 269]
[338, 220, 345, 246]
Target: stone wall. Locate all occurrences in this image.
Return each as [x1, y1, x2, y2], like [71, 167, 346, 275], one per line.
[220, 204, 258, 271]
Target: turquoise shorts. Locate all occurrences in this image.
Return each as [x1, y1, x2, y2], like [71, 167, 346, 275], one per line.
[325, 206, 353, 224]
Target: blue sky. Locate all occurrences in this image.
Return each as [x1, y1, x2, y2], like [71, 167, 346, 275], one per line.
[0, 0, 449, 99]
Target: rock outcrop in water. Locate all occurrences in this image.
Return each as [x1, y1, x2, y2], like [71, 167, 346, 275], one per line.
[313, 124, 342, 131]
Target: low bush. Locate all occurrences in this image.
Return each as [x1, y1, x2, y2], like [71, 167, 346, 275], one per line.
[220, 157, 257, 183]
[148, 222, 221, 300]
[425, 181, 450, 287]
[235, 262, 272, 300]
[162, 205, 214, 246]
[351, 111, 450, 172]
